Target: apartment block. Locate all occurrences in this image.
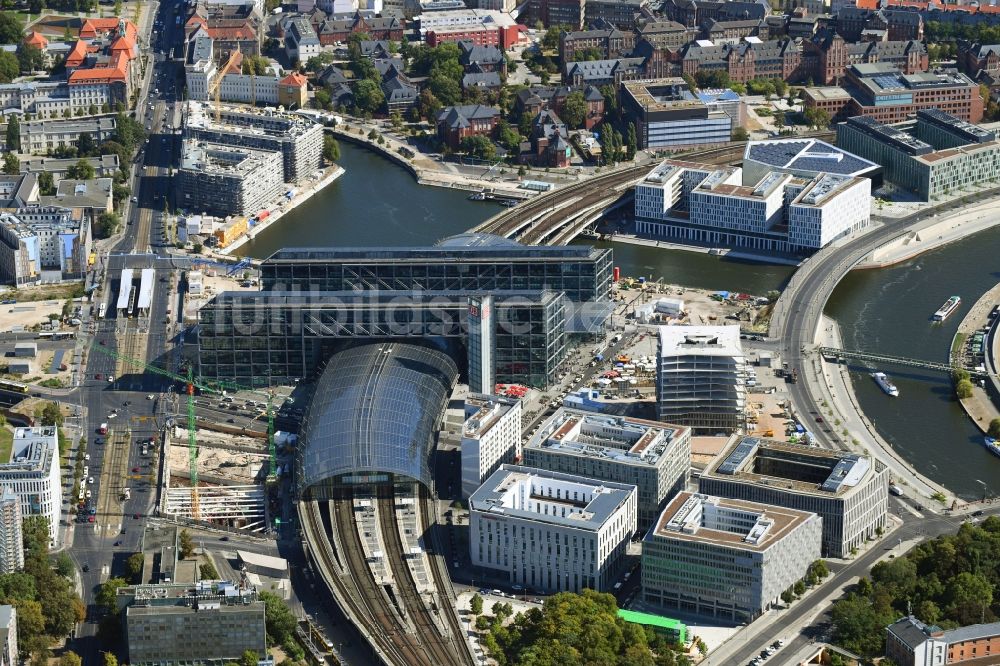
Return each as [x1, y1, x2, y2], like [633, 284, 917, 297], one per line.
[886, 616, 1000, 666]
[524, 408, 691, 528]
[642, 492, 821, 622]
[183, 102, 323, 183]
[461, 394, 522, 498]
[178, 140, 285, 217]
[0, 427, 62, 545]
[0, 489, 23, 574]
[0, 606, 16, 666]
[699, 436, 889, 557]
[469, 465, 637, 593]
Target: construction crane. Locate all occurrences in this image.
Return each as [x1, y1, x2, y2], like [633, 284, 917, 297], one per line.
[93, 346, 279, 519]
[209, 49, 241, 122]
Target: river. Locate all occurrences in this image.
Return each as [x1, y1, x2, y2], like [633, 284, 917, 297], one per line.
[238, 143, 997, 498]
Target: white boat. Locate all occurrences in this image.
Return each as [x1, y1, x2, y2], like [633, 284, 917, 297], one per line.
[871, 372, 899, 397]
[933, 296, 961, 322]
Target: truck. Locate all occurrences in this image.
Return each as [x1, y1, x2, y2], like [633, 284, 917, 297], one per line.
[787, 368, 799, 383]
[889, 484, 903, 497]
[98, 423, 108, 435]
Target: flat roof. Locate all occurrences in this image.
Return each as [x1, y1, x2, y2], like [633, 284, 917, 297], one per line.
[1, 427, 57, 472]
[843, 116, 932, 155]
[469, 464, 635, 531]
[463, 394, 519, 440]
[236, 549, 288, 572]
[137, 268, 154, 310]
[705, 436, 875, 497]
[647, 491, 817, 552]
[526, 408, 688, 468]
[622, 78, 704, 112]
[117, 268, 133, 310]
[658, 325, 744, 358]
[744, 138, 880, 177]
[803, 86, 852, 101]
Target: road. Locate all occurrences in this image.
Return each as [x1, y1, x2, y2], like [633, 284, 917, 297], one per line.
[64, 2, 188, 664]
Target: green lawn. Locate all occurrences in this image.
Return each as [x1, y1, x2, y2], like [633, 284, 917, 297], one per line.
[0, 428, 12, 465]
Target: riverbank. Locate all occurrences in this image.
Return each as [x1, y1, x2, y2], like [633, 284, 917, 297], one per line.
[857, 203, 1000, 268]
[603, 233, 803, 266]
[951, 283, 1000, 434]
[218, 164, 345, 257]
[815, 315, 960, 508]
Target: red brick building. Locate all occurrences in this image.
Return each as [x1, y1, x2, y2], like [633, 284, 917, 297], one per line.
[437, 104, 501, 149]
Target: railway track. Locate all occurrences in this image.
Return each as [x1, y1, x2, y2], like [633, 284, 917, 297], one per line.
[474, 133, 836, 243]
[377, 494, 469, 666]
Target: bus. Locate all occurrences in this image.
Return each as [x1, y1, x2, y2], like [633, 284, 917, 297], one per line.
[98, 303, 107, 319]
[52, 331, 76, 340]
[0, 379, 27, 393]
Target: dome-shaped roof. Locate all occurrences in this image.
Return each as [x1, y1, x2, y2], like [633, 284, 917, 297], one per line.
[297, 343, 458, 493]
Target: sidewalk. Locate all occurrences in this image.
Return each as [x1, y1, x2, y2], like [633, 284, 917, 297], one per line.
[951, 282, 1000, 433]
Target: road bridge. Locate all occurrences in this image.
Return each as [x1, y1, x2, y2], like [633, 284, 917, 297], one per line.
[817, 347, 985, 378]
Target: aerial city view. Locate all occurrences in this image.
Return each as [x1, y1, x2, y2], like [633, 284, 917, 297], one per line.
[4, 0, 1000, 663]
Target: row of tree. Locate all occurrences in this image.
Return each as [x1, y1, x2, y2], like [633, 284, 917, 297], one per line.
[832, 519, 1000, 658]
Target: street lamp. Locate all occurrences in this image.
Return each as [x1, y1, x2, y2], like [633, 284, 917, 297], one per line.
[977, 479, 988, 503]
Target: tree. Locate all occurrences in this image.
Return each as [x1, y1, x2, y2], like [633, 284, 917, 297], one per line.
[313, 88, 332, 111]
[418, 89, 442, 122]
[732, 127, 750, 141]
[2, 152, 17, 175]
[55, 552, 74, 578]
[199, 561, 219, 580]
[989, 418, 1000, 439]
[102, 652, 117, 666]
[241, 55, 271, 76]
[625, 122, 637, 160]
[239, 650, 258, 666]
[260, 591, 297, 646]
[429, 73, 461, 107]
[780, 588, 794, 604]
[0, 13, 21, 45]
[470, 593, 483, 615]
[76, 132, 95, 157]
[810, 559, 830, 580]
[803, 106, 831, 130]
[35, 402, 62, 427]
[37, 171, 54, 196]
[17, 45, 44, 74]
[95, 212, 121, 238]
[353, 78, 385, 116]
[956, 379, 975, 399]
[953, 368, 971, 383]
[793, 580, 806, 596]
[0, 51, 17, 84]
[561, 91, 588, 129]
[305, 52, 336, 73]
[179, 529, 195, 559]
[323, 134, 341, 163]
[66, 158, 95, 181]
[59, 651, 82, 666]
[96, 578, 127, 611]
[496, 120, 521, 153]
[126, 552, 145, 582]
[460, 135, 496, 161]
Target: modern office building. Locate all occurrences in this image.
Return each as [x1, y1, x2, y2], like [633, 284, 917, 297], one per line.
[837, 111, 1000, 201]
[524, 409, 691, 528]
[469, 464, 637, 593]
[0, 606, 16, 666]
[118, 582, 266, 666]
[699, 436, 889, 557]
[885, 616, 1000, 666]
[0, 489, 23, 575]
[634, 159, 871, 253]
[802, 64, 983, 124]
[199, 234, 613, 388]
[177, 140, 285, 217]
[0, 427, 62, 546]
[461, 394, 522, 498]
[641, 492, 821, 622]
[741, 138, 882, 186]
[182, 101, 323, 183]
[656, 325, 746, 434]
[621, 79, 733, 150]
[466, 294, 495, 394]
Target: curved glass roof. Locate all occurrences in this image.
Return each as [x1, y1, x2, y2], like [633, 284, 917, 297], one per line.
[299, 343, 458, 491]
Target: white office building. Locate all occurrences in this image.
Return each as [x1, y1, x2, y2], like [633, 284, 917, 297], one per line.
[524, 409, 691, 528]
[461, 393, 522, 498]
[641, 492, 822, 622]
[0, 427, 62, 545]
[0, 488, 23, 574]
[699, 436, 889, 557]
[656, 325, 747, 434]
[469, 465, 637, 593]
[634, 159, 871, 253]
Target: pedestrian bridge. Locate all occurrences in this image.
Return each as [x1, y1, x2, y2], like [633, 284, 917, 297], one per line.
[817, 347, 989, 379]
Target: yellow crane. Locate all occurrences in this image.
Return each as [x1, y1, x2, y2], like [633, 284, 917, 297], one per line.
[209, 48, 241, 122]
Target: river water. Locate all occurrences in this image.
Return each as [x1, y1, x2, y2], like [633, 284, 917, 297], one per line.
[238, 143, 998, 498]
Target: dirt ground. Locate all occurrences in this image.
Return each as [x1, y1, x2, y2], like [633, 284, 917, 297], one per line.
[0, 300, 68, 332]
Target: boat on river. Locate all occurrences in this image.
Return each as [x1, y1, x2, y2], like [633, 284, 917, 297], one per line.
[933, 296, 961, 321]
[871, 372, 899, 397]
[984, 437, 1000, 459]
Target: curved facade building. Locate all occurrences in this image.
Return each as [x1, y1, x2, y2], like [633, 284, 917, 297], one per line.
[296, 343, 458, 496]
